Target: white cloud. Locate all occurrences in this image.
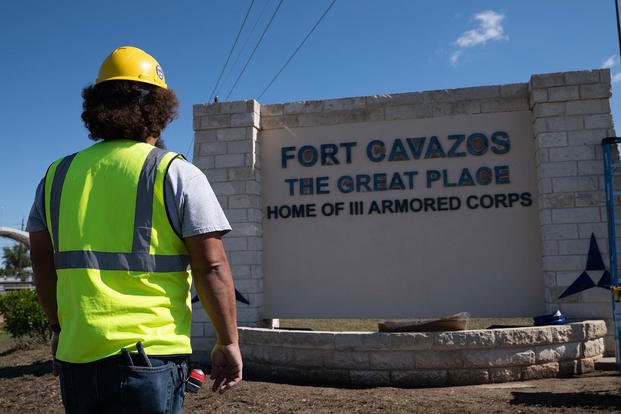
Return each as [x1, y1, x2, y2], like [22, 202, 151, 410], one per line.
[451, 10, 507, 65]
[603, 55, 618, 69]
[456, 11, 507, 47]
[613, 72, 621, 83]
[450, 50, 462, 66]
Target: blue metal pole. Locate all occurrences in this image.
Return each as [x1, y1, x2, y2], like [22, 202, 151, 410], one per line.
[602, 137, 621, 371]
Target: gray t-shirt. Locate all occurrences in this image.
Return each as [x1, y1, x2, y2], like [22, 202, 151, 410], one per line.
[26, 157, 231, 238]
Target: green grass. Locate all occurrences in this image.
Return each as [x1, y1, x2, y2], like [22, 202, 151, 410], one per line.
[0, 327, 10, 339]
[277, 318, 533, 332]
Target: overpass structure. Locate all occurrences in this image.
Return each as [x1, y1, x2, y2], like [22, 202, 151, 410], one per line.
[0, 227, 29, 247]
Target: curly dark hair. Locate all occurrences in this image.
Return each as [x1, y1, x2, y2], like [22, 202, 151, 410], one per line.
[81, 80, 178, 143]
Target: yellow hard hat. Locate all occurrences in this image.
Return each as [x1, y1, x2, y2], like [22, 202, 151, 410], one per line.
[96, 46, 168, 89]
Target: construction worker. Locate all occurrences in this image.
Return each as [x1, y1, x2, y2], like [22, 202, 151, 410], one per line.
[27, 46, 242, 413]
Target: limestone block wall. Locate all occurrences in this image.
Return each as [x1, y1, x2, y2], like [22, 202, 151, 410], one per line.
[259, 83, 529, 131]
[528, 69, 616, 352]
[191, 100, 268, 357]
[238, 321, 606, 387]
[191, 68, 617, 357]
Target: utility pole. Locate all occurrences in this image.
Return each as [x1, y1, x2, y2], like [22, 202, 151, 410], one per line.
[616, 0, 621, 59]
[17, 218, 23, 277]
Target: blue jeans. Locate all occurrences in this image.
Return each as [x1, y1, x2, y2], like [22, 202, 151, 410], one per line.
[58, 355, 188, 414]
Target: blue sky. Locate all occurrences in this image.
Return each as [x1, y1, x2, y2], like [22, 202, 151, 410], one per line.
[0, 0, 619, 254]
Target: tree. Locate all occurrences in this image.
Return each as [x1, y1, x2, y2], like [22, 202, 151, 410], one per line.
[1, 243, 32, 279]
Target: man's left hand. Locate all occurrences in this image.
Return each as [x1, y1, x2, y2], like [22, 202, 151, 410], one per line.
[210, 342, 242, 394]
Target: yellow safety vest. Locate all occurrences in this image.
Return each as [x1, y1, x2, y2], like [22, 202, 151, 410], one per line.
[44, 139, 192, 363]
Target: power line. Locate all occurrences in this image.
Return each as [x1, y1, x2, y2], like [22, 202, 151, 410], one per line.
[188, 0, 256, 158]
[218, 0, 272, 97]
[257, 0, 336, 100]
[225, 0, 284, 101]
[616, 0, 621, 62]
[208, 0, 255, 103]
[185, 135, 195, 161]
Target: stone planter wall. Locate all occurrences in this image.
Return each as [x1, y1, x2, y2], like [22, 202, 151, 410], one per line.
[238, 320, 606, 387]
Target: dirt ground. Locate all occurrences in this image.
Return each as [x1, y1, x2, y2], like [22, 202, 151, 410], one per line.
[1, 339, 619, 413]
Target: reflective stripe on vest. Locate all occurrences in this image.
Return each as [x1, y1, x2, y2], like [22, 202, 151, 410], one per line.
[49, 146, 189, 272]
[49, 152, 77, 251]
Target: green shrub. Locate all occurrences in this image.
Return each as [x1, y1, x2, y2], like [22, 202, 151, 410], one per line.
[0, 290, 49, 342]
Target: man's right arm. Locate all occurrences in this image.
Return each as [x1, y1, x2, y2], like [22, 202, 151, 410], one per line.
[30, 230, 58, 326]
[30, 230, 60, 374]
[28, 180, 58, 326]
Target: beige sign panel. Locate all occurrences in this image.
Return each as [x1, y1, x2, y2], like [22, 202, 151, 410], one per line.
[261, 112, 543, 318]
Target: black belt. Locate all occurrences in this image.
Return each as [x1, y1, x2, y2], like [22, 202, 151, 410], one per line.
[58, 354, 190, 367]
